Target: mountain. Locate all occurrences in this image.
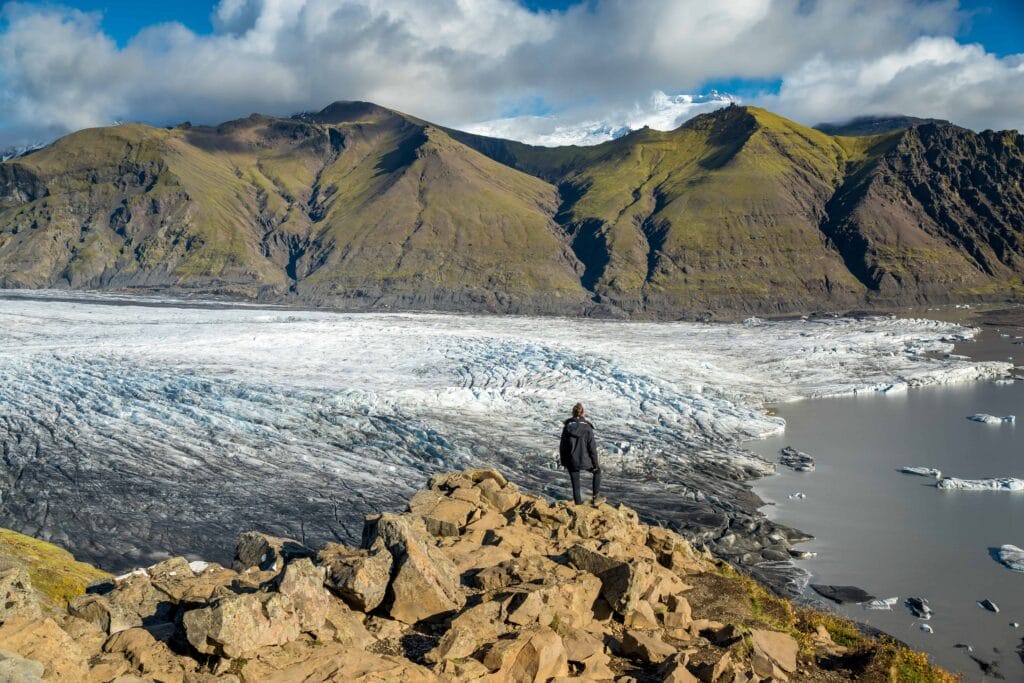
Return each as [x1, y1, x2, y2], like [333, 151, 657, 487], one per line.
[814, 114, 951, 137]
[0, 101, 1022, 318]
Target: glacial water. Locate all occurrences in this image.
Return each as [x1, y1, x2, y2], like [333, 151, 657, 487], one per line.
[748, 335, 1024, 680]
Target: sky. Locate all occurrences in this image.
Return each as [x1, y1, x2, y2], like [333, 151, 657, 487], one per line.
[0, 0, 1021, 147]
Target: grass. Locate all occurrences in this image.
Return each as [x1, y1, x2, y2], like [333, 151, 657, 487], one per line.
[708, 561, 957, 682]
[0, 528, 109, 608]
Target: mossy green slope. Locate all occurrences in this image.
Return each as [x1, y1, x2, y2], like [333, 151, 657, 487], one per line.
[0, 527, 109, 609]
[1, 101, 1023, 316]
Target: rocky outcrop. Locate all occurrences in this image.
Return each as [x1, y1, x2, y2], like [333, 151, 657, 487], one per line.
[0, 469, 950, 681]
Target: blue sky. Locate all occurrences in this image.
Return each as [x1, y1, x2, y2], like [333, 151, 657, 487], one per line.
[52, 0, 1023, 57]
[0, 1, 1021, 146]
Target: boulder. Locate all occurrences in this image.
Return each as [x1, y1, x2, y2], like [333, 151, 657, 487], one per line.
[692, 652, 732, 683]
[67, 594, 142, 635]
[0, 648, 44, 683]
[660, 653, 699, 683]
[313, 601, 375, 648]
[408, 489, 480, 537]
[481, 626, 569, 682]
[232, 532, 313, 572]
[621, 629, 676, 664]
[749, 628, 798, 674]
[567, 546, 657, 615]
[318, 540, 392, 612]
[103, 627, 186, 682]
[183, 592, 301, 658]
[0, 618, 89, 681]
[361, 513, 465, 623]
[476, 477, 521, 513]
[0, 567, 41, 623]
[276, 558, 329, 633]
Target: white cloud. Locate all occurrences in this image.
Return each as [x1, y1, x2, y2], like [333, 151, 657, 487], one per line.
[0, 0, 1018, 148]
[467, 91, 738, 146]
[767, 36, 1024, 131]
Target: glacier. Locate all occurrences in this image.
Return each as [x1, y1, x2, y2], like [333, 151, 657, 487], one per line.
[0, 292, 1010, 577]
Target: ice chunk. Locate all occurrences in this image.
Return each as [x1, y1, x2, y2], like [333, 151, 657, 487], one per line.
[779, 446, 815, 472]
[937, 478, 1024, 491]
[920, 624, 934, 633]
[966, 413, 1016, 424]
[995, 544, 1024, 572]
[864, 597, 898, 610]
[897, 466, 942, 479]
[978, 599, 999, 613]
[787, 492, 807, 500]
[906, 597, 933, 619]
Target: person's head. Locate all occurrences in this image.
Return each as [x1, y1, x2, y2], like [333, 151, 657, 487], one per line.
[572, 402, 585, 418]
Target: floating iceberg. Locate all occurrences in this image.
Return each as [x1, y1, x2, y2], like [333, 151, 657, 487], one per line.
[779, 446, 815, 472]
[978, 599, 1000, 613]
[920, 624, 934, 633]
[906, 597, 933, 619]
[937, 478, 1024, 491]
[897, 466, 942, 479]
[864, 597, 898, 610]
[966, 413, 1016, 424]
[995, 545, 1024, 572]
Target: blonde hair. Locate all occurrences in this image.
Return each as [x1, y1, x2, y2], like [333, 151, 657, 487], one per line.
[572, 402, 585, 418]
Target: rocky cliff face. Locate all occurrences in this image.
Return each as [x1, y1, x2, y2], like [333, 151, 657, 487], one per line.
[0, 469, 951, 682]
[0, 102, 1022, 317]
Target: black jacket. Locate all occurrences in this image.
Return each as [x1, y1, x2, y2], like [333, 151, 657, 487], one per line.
[559, 417, 598, 472]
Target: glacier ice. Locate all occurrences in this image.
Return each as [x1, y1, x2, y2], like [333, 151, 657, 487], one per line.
[966, 413, 1016, 424]
[936, 478, 1024, 491]
[995, 545, 1024, 572]
[898, 467, 942, 478]
[0, 291, 1010, 572]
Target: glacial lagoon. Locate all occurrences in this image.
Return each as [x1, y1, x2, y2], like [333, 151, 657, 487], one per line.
[749, 356, 1024, 679]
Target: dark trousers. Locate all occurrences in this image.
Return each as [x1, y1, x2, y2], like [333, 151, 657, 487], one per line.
[569, 468, 601, 504]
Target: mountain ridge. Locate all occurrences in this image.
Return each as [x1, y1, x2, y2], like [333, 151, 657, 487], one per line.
[0, 101, 1021, 318]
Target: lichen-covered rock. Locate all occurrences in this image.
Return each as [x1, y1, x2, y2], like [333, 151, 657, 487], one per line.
[232, 532, 313, 572]
[183, 592, 302, 658]
[0, 648, 44, 683]
[318, 540, 392, 612]
[0, 618, 89, 682]
[361, 513, 465, 623]
[276, 558, 330, 633]
[0, 567, 41, 623]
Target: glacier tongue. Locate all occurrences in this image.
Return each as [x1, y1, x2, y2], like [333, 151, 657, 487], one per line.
[0, 292, 1009, 573]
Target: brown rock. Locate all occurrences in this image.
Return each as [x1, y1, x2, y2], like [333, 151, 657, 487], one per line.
[692, 652, 733, 683]
[276, 558, 329, 633]
[0, 649, 44, 683]
[313, 600, 375, 648]
[749, 628, 798, 674]
[361, 513, 465, 623]
[103, 627, 186, 683]
[424, 625, 479, 664]
[482, 626, 569, 682]
[232, 531, 313, 572]
[67, 594, 142, 635]
[0, 567, 41, 623]
[318, 540, 392, 612]
[623, 600, 660, 630]
[477, 477, 521, 513]
[0, 618, 89, 682]
[660, 653, 699, 683]
[621, 629, 676, 664]
[183, 592, 301, 658]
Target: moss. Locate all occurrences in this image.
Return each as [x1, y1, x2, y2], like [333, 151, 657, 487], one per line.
[0, 528, 109, 608]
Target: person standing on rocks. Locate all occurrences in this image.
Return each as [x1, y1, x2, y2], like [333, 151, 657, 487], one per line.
[559, 402, 603, 505]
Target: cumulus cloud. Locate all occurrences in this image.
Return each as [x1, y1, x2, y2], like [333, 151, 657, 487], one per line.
[766, 36, 1024, 131]
[0, 0, 1018, 148]
[467, 91, 739, 146]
